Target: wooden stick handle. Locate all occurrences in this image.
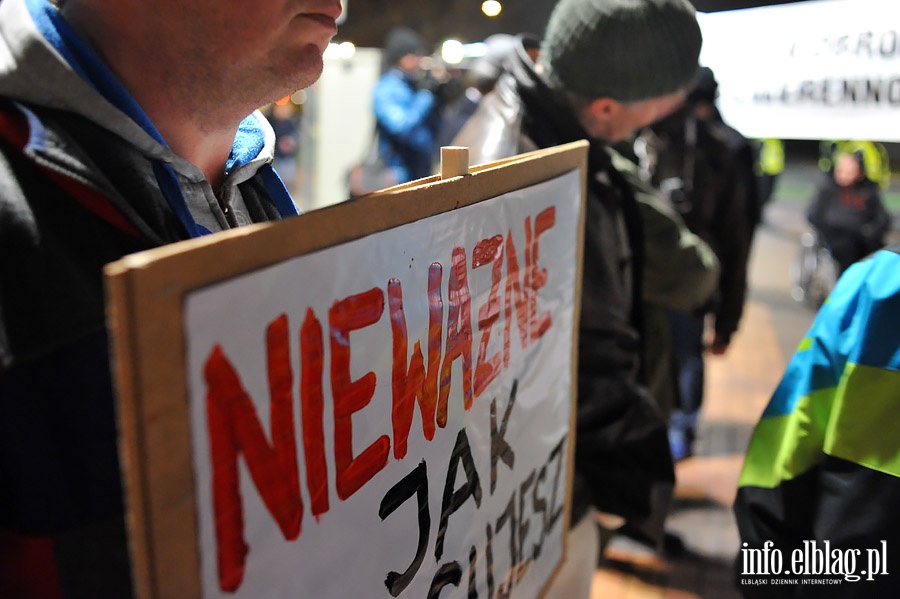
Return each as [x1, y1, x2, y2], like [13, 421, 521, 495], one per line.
[440, 146, 470, 179]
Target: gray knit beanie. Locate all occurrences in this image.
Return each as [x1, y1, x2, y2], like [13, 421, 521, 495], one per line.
[539, 0, 702, 102]
[384, 27, 427, 66]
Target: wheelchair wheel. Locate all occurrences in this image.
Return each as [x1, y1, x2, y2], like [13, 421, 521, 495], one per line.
[790, 231, 817, 303]
[790, 230, 837, 309]
[807, 246, 837, 309]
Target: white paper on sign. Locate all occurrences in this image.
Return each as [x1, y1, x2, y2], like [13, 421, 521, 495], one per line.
[184, 169, 581, 599]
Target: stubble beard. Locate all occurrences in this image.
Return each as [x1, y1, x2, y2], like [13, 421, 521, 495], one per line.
[177, 46, 325, 135]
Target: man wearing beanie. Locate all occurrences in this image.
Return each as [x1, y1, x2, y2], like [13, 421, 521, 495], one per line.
[453, 0, 703, 594]
[371, 26, 441, 185]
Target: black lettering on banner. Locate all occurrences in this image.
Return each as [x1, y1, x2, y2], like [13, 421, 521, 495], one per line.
[844, 79, 859, 103]
[468, 546, 479, 599]
[881, 30, 898, 57]
[545, 435, 566, 534]
[798, 81, 815, 103]
[531, 464, 548, 560]
[494, 563, 513, 599]
[436, 428, 483, 560]
[867, 79, 881, 103]
[819, 79, 832, 105]
[427, 562, 462, 599]
[889, 78, 900, 105]
[490, 380, 517, 494]
[485, 524, 495, 599]
[832, 34, 850, 56]
[789, 30, 900, 59]
[858, 31, 874, 57]
[496, 494, 518, 576]
[753, 76, 900, 106]
[517, 472, 535, 570]
[380, 460, 430, 597]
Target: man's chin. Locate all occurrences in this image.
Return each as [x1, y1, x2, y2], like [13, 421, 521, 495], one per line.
[285, 51, 325, 94]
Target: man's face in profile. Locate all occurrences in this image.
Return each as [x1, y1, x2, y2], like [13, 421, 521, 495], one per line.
[166, 0, 343, 103]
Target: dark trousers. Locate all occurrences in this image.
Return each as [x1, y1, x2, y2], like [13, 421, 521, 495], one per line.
[667, 309, 705, 458]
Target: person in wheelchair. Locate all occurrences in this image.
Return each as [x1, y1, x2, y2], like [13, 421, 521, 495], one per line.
[807, 150, 891, 275]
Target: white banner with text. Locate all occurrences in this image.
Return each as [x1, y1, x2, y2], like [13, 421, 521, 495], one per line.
[699, 0, 900, 141]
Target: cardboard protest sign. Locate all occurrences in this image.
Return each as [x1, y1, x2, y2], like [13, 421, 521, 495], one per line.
[105, 141, 587, 599]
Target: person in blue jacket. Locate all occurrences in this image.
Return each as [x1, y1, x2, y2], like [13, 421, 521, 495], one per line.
[372, 27, 442, 184]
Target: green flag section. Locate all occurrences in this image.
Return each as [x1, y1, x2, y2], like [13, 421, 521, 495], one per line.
[827, 364, 900, 478]
[739, 389, 831, 489]
[740, 365, 900, 489]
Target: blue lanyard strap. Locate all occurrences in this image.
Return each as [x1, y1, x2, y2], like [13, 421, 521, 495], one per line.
[260, 164, 300, 218]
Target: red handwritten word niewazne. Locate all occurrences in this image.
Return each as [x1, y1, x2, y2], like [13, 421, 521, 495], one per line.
[203, 207, 557, 592]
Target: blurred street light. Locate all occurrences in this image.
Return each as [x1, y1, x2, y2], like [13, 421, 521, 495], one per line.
[441, 39, 466, 64]
[482, 1, 502, 17]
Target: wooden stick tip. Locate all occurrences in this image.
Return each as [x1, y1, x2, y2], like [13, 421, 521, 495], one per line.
[440, 146, 470, 179]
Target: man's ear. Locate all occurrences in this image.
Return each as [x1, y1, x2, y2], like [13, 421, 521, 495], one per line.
[590, 97, 617, 116]
[579, 97, 619, 138]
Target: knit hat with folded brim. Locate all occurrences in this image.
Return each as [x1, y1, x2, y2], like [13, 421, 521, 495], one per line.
[539, 0, 702, 103]
[384, 27, 427, 66]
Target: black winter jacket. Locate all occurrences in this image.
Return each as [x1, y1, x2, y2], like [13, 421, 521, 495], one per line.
[646, 108, 754, 346]
[453, 36, 675, 531]
[0, 102, 284, 533]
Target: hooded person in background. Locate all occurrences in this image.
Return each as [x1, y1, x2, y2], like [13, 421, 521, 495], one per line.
[636, 66, 755, 462]
[689, 67, 762, 229]
[0, 0, 340, 596]
[453, 0, 706, 594]
[372, 26, 443, 184]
